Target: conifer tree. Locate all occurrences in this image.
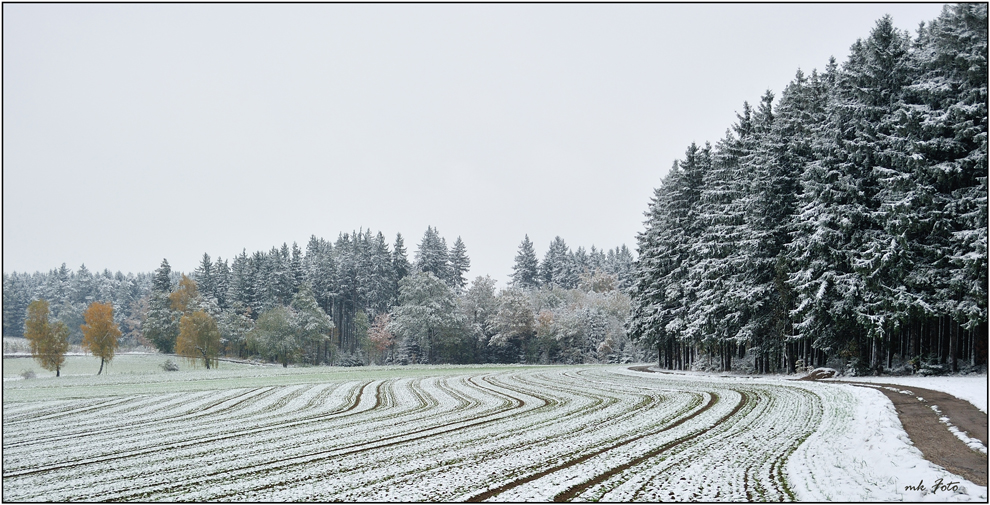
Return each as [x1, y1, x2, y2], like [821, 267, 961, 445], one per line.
[449, 237, 471, 292]
[415, 226, 451, 285]
[511, 235, 540, 289]
[144, 259, 180, 353]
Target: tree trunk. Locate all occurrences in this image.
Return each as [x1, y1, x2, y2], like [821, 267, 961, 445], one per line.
[786, 342, 796, 374]
[725, 342, 732, 372]
[97, 358, 105, 375]
[949, 321, 958, 372]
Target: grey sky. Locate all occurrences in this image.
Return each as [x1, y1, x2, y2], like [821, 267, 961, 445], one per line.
[3, 3, 947, 285]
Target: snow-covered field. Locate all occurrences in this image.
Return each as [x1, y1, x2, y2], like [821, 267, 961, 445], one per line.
[3, 363, 986, 502]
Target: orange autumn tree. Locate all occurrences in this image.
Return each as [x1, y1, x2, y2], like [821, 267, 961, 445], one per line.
[81, 301, 122, 375]
[169, 274, 199, 314]
[24, 299, 70, 377]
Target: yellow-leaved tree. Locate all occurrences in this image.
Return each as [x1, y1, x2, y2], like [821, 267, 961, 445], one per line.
[24, 299, 70, 377]
[169, 274, 199, 314]
[177, 310, 221, 369]
[81, 301, 121, 375]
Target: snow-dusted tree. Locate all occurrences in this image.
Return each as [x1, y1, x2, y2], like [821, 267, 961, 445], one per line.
[389, 271, 466, 364]
[605, 245, 635, 291]
[449, 237, 471, 292]
[684, 107, 757, 357]
[588, 246, 607, 274]
[415, 226, 451, 285]
[218, 301, 254, 358]
[290, 242, 305, 292]
[144, 260, 180, 353]
[365, 232, 396, 315]
[290, 283, 334, 365]
[194, 253, 216, 305]
[212, 258, 231, 310]
[572, 247, 589, 277]
[460, 275, 499, 361]
[304, 236, 336, 316]
[152, 259, 173, 294]
[490, 287, 535, 362]
[840, 17, 916, 351]
[393, 233, 412, 284]
[250, 306, 300, 367]
[541, 237, 577, 289]
[628, 143, 708, 369]
[228, 251, 256, 314]
[71, 264, 95, 306]
[3, 274, 30, 338]
[272, 244, 297, 307]
[511, 235, 541, 289]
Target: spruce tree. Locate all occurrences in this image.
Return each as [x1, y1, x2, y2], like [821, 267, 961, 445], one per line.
[449, 237, 471, 292]
[415, 226, 451, 285]
[511, 235, 540, 289]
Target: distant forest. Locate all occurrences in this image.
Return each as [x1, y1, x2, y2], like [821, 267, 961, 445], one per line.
[3, 228, 640, 366]
[628, 5, 987, 375]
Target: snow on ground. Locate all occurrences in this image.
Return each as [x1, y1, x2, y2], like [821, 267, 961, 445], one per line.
[787, 381, 986, 502]
[3, 364, 987, 502]
[829, 374, 988, 413]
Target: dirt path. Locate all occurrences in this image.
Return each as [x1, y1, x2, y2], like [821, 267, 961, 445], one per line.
[843, 382, 987, 487]
[630, 366, 988, 487]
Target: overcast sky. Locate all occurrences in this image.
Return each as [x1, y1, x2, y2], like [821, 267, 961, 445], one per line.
[3, 3, 947, 285]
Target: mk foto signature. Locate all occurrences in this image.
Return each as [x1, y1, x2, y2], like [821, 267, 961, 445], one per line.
[904, 478, 961, 494]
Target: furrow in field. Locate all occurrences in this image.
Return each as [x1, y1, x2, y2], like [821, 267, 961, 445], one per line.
[1, 381, 371, 482]
[601, 384, 822, 502]
[7, 381, 356, 462]
[21, 376, 503, 502]
[182, 373, 541, 501]
[5, 365, 936, 502]
[290, 373, 678, 501]
[2, 383, 323, 451]
[241, 370, 698, 502]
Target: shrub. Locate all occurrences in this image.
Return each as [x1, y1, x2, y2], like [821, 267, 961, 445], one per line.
[160, 358, 180, 372]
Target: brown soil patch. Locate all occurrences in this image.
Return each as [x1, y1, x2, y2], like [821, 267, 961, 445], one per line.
[844, 382, 987, 487]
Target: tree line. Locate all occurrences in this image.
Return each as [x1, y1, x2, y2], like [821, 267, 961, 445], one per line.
[5, 226, 642, 370]
[628, 5, 987, 375]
